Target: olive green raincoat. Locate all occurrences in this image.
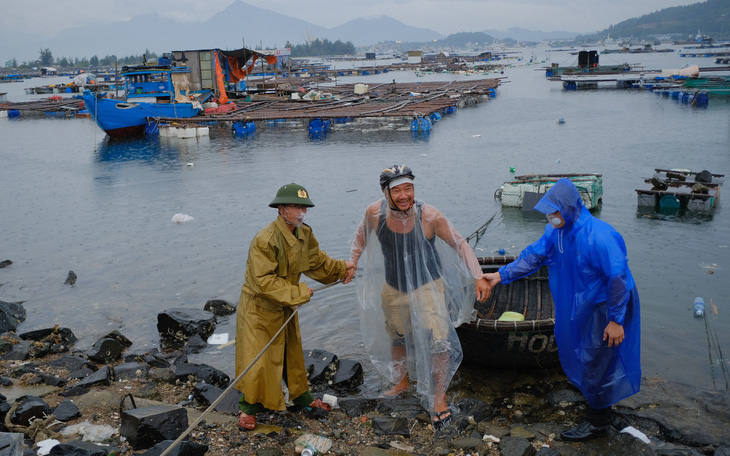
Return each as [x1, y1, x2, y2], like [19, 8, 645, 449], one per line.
[235, 215, 347, 411]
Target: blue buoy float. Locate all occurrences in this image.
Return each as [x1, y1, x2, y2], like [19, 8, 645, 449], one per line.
[232, 121, 257, 137]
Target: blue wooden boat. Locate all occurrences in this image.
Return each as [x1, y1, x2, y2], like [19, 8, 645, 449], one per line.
[83, 62, 209, 138]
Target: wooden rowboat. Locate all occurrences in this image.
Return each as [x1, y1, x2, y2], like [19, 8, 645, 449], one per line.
[456, 256, 559, 369]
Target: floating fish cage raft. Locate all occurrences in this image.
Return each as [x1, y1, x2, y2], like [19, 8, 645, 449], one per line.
[636, 168, 724, 212]
[456, 256, 558, 369]
[495, 173, 603, 210]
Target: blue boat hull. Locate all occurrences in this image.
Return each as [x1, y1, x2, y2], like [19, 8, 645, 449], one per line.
[83, 93, 200, 138]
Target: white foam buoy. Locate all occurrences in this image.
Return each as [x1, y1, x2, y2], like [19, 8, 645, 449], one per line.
[171, 213, 194, 223]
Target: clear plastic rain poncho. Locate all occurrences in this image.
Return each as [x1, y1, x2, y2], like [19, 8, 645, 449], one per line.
[498, 179, 641, 409]
[351, 197, 481, 412]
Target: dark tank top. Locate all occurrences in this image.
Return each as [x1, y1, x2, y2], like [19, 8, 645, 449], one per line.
[376, 200, 441, 292]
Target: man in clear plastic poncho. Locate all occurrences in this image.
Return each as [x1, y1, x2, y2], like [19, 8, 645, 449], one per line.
[483, 178, 641, 441]
[350, 165, 491, 429]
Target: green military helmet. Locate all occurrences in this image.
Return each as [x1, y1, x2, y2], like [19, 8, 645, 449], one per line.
[269, 183, 315, 208]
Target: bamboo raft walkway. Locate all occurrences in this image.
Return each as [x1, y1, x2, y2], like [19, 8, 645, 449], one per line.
[0, 97, 86, 115]
[158, 78, 502, 125]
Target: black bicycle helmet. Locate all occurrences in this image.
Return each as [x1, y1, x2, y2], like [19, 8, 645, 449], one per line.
[379, 165, 415, 190]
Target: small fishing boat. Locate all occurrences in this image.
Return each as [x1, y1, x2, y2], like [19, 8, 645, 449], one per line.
[495, 173, 603, 210]
[83, 61, 209, 138]
[457, 256, 559, 369]
[636, 168, 724, 212]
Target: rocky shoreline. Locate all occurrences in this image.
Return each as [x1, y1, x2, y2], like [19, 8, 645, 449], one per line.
[1, 294, 729, 456]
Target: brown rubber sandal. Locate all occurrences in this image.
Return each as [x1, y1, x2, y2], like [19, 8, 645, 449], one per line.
[238, 412, 256, 430]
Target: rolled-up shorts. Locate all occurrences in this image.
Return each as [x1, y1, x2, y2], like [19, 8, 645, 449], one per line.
[381, 278, 449, 345]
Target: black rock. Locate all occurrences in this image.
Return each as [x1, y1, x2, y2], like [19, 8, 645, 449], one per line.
[499, 435, 536, 456]
[141, 440, 209, 456]
[114, 362, 150, 381]
[49, 439, 110, 456]
[10, 395, 53, 427]
[181, 334, 207, 354]
[47, 355, 96, 372]
[0, 260, 13, 268]
[0, 300, 26, 333]
[452, 397, 495, 431]
[120, 404, 188, 450]
[192, 382, 242, 414]
[0, 432, 24, 455]
[338, 397, 380, 417]
[126, 350, 172, 368]
[157, 309, 217, 343]
[173, 362, 229, 389]
[305, 348, 338, 385]
[59, 385, 89, 397]
[67, 367, 97, 380]
[1, 339, 31, 361]
[74, 365, 111, 389]
[87, 338, 126, 363]
[54, 399, 81, 421]
[331, 358, 364, 391]
[98, 330, 133, 348]
[204, 299, 236, 316]
[18, 326, 77, 345]
[372, 416, 410, 436]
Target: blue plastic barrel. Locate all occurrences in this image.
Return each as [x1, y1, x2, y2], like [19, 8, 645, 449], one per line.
[487, 88, 497, 98]
[232, 121, 256, 136]
[420, 117, 432, 131]
[7, 110, 20, 118]
[659, 195, 681, 210]
[692, 92, 709, 107]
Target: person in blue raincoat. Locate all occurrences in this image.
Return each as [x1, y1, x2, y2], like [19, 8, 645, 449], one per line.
[483, 178, 641, 441]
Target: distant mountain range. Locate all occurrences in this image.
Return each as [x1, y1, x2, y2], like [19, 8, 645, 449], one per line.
[1, 0, 722, 64]
[0, 1, 576, 63]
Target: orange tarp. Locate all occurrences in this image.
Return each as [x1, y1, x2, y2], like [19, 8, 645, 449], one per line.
[214, 51, 229, 104]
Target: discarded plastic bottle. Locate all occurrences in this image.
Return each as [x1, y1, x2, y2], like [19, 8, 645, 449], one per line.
[693, 297, 705, 317]
[294, 434, 332, 455]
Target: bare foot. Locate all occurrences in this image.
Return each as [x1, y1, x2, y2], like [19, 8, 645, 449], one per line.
[383, 377, 409, 396]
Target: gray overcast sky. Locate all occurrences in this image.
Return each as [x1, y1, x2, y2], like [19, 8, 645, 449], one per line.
[1, 0, 703, 37]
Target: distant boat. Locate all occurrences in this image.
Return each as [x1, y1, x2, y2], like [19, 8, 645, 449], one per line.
[545, 50, 635, 78]
[495, 173, 603, 210]
[83, 61, 209, 138]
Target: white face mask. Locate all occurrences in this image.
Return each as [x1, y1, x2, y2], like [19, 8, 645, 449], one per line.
[282, 207, 306, 227]
[546, 213, 563, 227]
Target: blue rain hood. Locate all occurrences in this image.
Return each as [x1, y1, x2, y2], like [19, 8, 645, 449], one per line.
[499, 179, 641, 409]
[534, 178, 584, 229]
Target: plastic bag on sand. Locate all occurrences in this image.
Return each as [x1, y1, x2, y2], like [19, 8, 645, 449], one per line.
[171, 213, 194, 223]
[60, 421, 118, 442]
[37, 439, 60, 456]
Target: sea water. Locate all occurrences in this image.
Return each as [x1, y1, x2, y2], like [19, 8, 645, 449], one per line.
[1, 47, 728, 394]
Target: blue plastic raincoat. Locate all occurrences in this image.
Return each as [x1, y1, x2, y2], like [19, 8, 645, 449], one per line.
[498, 179, 641, 409]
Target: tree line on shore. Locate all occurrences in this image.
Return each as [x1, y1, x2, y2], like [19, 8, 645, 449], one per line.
[6, 38, 357, 71]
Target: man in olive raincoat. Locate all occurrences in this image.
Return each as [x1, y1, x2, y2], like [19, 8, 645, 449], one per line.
[483, 178, 641, 441]
[235, 183, 356, 430]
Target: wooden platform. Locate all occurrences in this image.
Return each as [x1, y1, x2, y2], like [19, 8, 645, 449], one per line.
[155, 79, 501, 124]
